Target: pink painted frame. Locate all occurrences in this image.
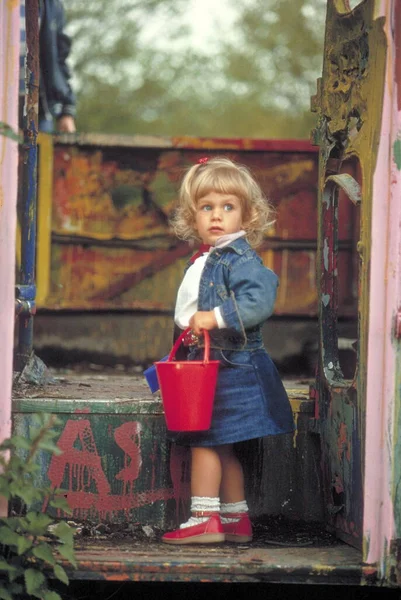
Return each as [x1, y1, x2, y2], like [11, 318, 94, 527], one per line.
[0, 0, 19, 511]
[363, 0, 401, 573]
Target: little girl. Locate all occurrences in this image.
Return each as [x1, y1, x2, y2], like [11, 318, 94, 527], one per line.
[162, 157, 295, 545]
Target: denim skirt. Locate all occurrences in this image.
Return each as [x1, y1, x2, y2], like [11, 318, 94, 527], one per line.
[167, 347, 295, 447]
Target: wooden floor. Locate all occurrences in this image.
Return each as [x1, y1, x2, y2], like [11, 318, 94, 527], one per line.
[66, 538, 366, 584]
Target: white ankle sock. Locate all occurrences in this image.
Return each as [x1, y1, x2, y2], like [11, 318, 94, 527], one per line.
[179, 496, 220, 529]
[220, 500, 248, 523]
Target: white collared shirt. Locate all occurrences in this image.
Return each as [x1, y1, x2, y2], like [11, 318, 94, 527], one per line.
[174, 231, 246, 329]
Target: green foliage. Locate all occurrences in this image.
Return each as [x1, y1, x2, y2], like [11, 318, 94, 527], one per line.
[65, 0, 326, 139]
[215, 0, 326, 137]
[0, 122, 21, 143]
[0, 414, 76, 600]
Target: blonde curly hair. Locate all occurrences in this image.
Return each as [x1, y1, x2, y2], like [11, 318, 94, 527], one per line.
[170, 157, 275, 247]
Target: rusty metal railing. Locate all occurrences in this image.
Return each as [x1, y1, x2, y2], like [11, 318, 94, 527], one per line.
[15, 0, 39, 373]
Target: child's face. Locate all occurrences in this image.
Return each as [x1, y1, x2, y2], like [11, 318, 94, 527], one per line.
[195, 192, 243, 245]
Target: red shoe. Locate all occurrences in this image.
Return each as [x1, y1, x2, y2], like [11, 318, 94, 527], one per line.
[222, 513, 253, 543]
[162, 514, 225, 545]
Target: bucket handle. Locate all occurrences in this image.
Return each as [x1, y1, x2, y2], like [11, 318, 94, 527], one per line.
[168, 327, 211, 364]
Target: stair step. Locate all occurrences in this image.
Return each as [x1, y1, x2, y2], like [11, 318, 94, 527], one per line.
[12, 374, 321, 527]
[63, 539, 364, 584]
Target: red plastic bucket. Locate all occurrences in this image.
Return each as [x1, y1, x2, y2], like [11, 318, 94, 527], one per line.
[155, 328, 220, 431]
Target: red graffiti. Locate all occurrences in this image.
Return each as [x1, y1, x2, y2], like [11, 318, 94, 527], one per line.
[48, 419, 110, 495]
[337, 422, 351, 462]
[46, 417, 187, 520]
[114, 422, 142, 493]
[333, 473, 344, 494]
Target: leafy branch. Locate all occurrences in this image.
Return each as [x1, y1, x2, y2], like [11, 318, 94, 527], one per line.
[0, 123, 21, 144]
[0, 413, 76, 600]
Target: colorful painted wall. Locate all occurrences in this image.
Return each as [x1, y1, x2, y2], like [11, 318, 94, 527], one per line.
[32, 136, 359, 367]
[36, 137, 358, 316]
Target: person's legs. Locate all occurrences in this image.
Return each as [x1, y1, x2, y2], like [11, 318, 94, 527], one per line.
[178, 446, 221, 529]
[216, 444, 252, 543]
[182, 444, 252, 535]
[162, 445, 224, 544]
[191, 446, 222, 497]
[216, 444, 245, 502]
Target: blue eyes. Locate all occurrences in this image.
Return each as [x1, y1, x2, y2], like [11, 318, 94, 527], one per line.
[200, 204, 234, 212]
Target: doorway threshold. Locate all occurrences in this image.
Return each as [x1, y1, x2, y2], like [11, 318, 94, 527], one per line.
[65, 538, 367, 585]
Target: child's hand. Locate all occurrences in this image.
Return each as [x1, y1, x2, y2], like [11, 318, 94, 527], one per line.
[189, 311, 218, 336]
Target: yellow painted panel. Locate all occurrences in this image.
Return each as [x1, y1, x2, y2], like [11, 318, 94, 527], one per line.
[36, 133, 54, 306]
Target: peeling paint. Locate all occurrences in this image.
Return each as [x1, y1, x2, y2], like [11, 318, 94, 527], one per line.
[323, 238, 329, 271]
[311, 0, 388, 550]
[46, 417, 179, 522]
[322, 294, 331, 307]
[394, 138, 401, 170]
[35, 138, 356, 323]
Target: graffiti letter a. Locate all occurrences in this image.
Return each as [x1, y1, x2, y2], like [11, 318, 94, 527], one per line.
[48, 419, 110, 495]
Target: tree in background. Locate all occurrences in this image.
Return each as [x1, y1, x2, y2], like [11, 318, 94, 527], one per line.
[65, 0, 327, 139]
[216, 0, 327, 137]
[65, 0, 188, 132]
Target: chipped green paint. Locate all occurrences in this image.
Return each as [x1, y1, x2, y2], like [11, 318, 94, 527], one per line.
[394, 138, 401, 170]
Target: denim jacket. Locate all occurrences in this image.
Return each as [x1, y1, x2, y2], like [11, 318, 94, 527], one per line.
[196, 237, 278, 350]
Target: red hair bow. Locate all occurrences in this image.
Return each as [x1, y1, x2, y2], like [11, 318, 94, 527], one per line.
[197, 157, 209, 164]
